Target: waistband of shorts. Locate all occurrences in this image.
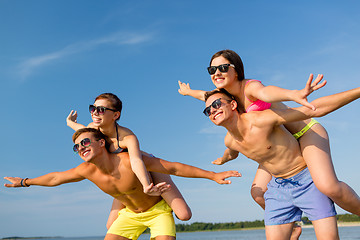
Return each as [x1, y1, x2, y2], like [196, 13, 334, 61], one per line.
[271, 167, 311, 188]
[125, 199, 166, 214]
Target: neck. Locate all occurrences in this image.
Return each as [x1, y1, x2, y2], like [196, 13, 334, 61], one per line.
[221, 112, 245, 140]
[91, 150, 117, 175]
[224, 80, 244, 99]
[99, 122, 118, 138]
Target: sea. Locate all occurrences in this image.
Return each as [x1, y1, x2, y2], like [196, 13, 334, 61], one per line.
[9, 226, 360, 240]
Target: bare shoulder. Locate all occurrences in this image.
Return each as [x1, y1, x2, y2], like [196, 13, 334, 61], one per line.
[117, 125, 135, 138]
[87, 122, 97, 128]
[75, 162, 97, 176]
[115, 152, 132, 167]
[224, 132, 236, 147]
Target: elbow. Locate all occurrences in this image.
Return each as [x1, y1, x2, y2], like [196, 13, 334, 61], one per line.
[176, 210, 192, 221]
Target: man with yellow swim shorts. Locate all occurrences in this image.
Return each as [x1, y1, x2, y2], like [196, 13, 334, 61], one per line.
[4, 128, 241, 240]
[108, 199, 176, 239]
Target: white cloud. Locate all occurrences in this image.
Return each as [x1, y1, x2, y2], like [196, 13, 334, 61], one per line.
[16, 31, 154, 81]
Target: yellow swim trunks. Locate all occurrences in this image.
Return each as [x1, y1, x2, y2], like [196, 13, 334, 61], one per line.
[292, 118, 319, 140]
[107, 199, 176, 240]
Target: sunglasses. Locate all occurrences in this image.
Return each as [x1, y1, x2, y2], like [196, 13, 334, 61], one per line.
[207, 64, 235, 75]
[73, 138, 91, 153]
[203, 98, 231, 117]
[89, 105, 117, 115]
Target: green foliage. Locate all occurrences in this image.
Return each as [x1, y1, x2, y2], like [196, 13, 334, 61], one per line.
[337, 214, 360, 222]
[172, 214, 359, 232]
[175, 220, 265, 232]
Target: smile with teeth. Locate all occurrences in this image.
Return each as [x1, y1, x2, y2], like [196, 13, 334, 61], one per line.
[82, 150, 91, 157]
[215, 77, 224, 83]
[213, 111, 223, 120]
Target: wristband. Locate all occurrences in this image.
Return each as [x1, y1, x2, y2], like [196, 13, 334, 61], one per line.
[20, 178, 29, 187]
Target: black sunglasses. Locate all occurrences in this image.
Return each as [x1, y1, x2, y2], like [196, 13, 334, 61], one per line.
[203, 98, 231, 117]
[73, 138, 92, 153]
[207, 64, 235, 75]
[89, 105, 117, 115]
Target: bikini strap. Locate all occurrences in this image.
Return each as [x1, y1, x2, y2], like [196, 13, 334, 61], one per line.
[115, 123, 122, 149]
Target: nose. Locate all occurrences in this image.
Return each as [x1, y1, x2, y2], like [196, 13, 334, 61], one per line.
[214, 68, 221, 75]
[77, 144, 87, 153]
[210, 106, 218, 116]
[92, 109, 99, 116]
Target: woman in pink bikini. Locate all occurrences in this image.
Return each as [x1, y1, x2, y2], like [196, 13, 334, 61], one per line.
[178, 49, 360, 218]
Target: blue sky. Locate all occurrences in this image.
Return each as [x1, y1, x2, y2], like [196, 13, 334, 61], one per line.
[1, 0, 360, 238]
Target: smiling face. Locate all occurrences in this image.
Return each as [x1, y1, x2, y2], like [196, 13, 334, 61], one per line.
[210, 56, 238, 90]
[91, 99, 120, 128]
[205, 93, 237, 126]
[73, 132, 106, 162]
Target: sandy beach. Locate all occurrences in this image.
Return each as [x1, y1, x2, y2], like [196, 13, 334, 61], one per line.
[302, 221, 360, 228]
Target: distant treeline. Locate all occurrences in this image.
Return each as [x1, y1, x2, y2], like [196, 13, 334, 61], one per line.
[3, 214, 360, 238]
[172, 214, 360, 232]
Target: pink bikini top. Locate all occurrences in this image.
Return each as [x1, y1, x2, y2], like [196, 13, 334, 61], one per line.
[244, 80, 272, 112]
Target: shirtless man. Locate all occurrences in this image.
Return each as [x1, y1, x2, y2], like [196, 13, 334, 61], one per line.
[4, 128, 241, 240]
[203, 86, 360, 240]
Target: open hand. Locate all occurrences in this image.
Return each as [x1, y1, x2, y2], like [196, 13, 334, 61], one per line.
[4, 177, 23, 187]
[144, 182, 171, 196]
[178, 81, 192, 96]
[293, 74, 327, 110]
[66, 110, 78, 125]
[213, 171, 241, 184]
[212, 158, 226, 165]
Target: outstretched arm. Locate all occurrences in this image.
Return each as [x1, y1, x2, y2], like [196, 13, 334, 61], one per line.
[178, 81, 207, 101]
[4, 167, 85, 188]
[271, 86, 360, 125]
[143, 155, 241, 184]
[124, 134, 170, 196]
[246, 74, 326, 110]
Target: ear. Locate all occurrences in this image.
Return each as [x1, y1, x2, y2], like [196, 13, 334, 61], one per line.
[230, 100, 238, 111]
[113, 111, 121, 121]
[99, 139, 105, 147]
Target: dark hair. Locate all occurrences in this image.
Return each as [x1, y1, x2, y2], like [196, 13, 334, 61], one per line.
[210, 50, 245, 81]
[204, 88, 235, 102]
[95, 93, 122, 121]
[72, 128, 111, 152]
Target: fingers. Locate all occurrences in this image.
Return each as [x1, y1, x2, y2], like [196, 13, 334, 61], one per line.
[3, 177, 20, 187]
[144, 182, 171, 196]
[229, 171, 242, 177]
[311, 74, 324, 86]
[67, 110, 74, 119]
[307, 74, 326, 91]
[301, 101, 316, 111]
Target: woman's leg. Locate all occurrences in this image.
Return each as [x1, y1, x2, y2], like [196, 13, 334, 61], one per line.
[300, 123, 360, 215]
[250, 165, 272, 210]
[106, 199, 125, 229]
[151, 171, 192, 221]
[312, 216, 339, 240]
